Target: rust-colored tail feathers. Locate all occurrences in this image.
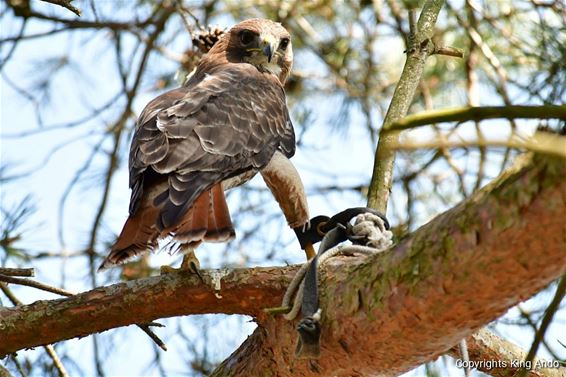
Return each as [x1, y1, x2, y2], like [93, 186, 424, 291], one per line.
[98, 183, 234, 270]
[98, 204, 160, 271]
[170, 183, 235, 245]
[206, 183, 236, 242]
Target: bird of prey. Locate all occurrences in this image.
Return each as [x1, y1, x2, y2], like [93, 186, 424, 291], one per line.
[99, 18, 314, 270]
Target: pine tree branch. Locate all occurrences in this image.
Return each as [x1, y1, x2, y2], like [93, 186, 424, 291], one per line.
[1, 154, 565, 375]
[367, 0, 446, 212]
[385, 105, 566, 132]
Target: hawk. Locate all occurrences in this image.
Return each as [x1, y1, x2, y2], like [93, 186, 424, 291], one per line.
[99, 18, 313, 270]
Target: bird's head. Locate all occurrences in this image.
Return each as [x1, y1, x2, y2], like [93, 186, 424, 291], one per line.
[216, 18, 293, 85]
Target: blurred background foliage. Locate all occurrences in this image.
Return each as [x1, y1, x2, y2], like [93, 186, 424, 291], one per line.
[1, 0, 565, 375]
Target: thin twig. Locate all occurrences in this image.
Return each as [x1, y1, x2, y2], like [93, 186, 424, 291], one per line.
[519, 274, 566, 377]
[44, 345, 70, 377]
[0, 282, 20, 304]
[0, 274, 74, 297]
[518, 305, 562, 360]
[175, 0, 201, 31]
[0, 268, 34, 277]
[464, 0, 485, 194]
[9, 8, 150, 31]
[10, 355, 26, 377]
[432, 45, 464, 58]
[39, 0, 81, 16]
[138, 324, 168, 351]
[0, 18, 27, 70]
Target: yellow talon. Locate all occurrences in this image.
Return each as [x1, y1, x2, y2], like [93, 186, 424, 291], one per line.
[160, 249, 203, 282]
[305, 242, 316, 260]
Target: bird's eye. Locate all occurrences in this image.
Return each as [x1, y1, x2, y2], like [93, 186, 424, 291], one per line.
[240, 30, 256, 45]
[279, 38, 290, 50]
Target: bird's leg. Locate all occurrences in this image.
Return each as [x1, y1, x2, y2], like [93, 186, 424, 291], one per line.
[160, 245, 203, 281]
[305, 242, 316, 260]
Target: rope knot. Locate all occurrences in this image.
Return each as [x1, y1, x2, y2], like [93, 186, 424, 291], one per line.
[349, 213, 393, 249]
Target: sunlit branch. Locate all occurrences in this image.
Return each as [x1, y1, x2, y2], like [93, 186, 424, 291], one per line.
[383, 105, 566, 133]
[393, 132, 566, 158]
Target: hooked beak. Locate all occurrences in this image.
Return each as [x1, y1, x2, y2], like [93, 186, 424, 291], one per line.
[260, 34, 278, 63]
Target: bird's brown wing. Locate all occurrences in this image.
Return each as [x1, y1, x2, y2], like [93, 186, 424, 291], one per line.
[130, 63, 295, 231]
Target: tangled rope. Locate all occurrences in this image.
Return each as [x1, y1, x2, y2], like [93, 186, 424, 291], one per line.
[283, 212, 393, 321]
[279, 212, 393, 358]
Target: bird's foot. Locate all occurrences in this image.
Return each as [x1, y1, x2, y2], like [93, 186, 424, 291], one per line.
[160, 250, 203, 282]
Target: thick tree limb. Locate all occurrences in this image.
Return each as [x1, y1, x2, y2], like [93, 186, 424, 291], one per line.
[1, 154, 566, 375]
[211, 154, 566, 376]
[0, 267, 295, 356]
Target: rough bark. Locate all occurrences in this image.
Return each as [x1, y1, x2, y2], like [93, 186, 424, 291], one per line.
[1, 154, 566, 376]
[211, 154, 566, 376]
[0, 267, 295, 355]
